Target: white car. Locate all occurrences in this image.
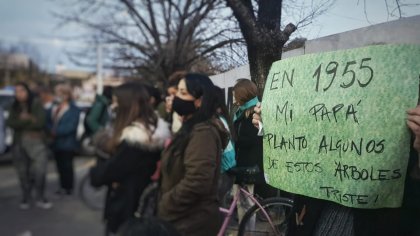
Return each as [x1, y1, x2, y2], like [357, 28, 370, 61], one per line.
[0, 89, 15, 162]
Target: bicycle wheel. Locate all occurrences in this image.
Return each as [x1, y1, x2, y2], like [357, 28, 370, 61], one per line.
[78, 172, 106, 210]
[238, 197, 294, 236]
[135, 182, 159, 218]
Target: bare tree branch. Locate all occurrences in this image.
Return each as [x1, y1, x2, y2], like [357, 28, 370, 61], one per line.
[363, 0, 373, 24]
[187, 38, 244, 65]
[396, 0, 402, 18]
[226, 0, 258, 42]
[227, 0, 335, 94]
[54, 0, 242, 83]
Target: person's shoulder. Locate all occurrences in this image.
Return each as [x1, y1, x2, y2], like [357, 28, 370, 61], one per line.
[120, 118, 171, 150]
[189, 122, 217, 143]
[193, 118, 228, 139]
[192, 120, 214, 132]
[101, 94, 110, 103]
[94, 94, 108, 104]
[190, 119, 228, 149]
[67, 102, 81, 115]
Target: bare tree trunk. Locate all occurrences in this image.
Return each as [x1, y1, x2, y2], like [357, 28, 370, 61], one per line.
[227, 0, 335, 95]
[247, 40, 283, 96]
[227, 0, 296, 96]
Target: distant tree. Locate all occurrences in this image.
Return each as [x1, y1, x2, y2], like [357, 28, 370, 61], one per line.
[54, 0, 242, 85]
[0, 41, 47, 86]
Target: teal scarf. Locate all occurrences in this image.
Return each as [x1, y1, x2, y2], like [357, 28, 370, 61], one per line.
[233, 97, 259, 122]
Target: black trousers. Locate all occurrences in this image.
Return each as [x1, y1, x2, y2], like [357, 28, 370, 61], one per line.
[54, 150, 75, 191]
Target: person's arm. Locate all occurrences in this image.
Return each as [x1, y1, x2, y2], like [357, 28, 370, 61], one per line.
[160, 128, 218, 213]
[89, 142, 153, 187]
[252, 102, 264, 136]
[54, 107, 80, 137]
[236, 116, 262, 148]
[6, 108, 31, 130]
[86, 101, 105, 134]
[407, 106, 420, 166]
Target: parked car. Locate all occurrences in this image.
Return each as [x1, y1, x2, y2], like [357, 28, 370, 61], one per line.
[0, 90, 95, 162]
[0, 89, 15, 162]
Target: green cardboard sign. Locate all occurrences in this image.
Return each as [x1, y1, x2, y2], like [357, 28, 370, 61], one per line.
[262, 44, 420, 208]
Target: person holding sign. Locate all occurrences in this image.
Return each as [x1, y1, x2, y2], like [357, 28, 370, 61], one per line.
[404, 106, 420, 236]
[232, 79, 264, 185]
[232, 79, 277, 225]
[253, 102, 420, 236]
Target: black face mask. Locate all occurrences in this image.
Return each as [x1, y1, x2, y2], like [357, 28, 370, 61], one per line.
[172, 96, 197, 116]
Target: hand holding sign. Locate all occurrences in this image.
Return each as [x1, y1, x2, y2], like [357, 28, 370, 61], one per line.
[407, 106, 420, 152]
[252, 102, 262, 129]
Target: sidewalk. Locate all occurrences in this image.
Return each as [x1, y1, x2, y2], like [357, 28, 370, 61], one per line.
[0, 157, 103, 236]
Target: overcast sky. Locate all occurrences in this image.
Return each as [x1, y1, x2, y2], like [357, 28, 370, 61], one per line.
[0, 0, 419, 72]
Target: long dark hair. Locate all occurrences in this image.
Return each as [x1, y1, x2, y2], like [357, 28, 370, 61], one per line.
[12, 82, 34, 114]
[111, 82, 158, 149]
[166, 73, 218, 172]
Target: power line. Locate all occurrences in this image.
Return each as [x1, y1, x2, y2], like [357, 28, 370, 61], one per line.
[325, 12, 366, 22]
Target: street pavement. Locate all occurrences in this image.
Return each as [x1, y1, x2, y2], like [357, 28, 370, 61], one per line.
[0, 157, 103, 236]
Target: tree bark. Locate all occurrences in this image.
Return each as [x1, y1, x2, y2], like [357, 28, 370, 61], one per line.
[227, 0, 296, 96]
[247, 39, 282, 96]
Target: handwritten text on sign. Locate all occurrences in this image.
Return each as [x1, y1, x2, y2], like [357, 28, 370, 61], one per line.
[262, 44, 420, 208]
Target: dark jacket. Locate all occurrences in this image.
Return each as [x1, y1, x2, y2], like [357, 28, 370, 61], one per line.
[158, 118, 228, 236]
[288, 144, 420, 236]
[85, 94, 110, 135]
[233, 110, 265, 184]
[90, 118, 170, 233]
[400, 145, 420, 234]
[46, 102, 80, 151]
[7, 98, 46, 143]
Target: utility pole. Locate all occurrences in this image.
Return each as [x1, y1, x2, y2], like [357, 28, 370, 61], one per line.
[96, 44, 103, 94]
[4, 57, 10, 86]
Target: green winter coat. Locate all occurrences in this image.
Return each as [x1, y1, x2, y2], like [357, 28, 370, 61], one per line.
[85, 94, 110, 135]
[158, 119, 228, 236]
[6, 98, 46, 144]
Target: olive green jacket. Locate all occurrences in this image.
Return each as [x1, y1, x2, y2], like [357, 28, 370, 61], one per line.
[6, 98, 46, 143]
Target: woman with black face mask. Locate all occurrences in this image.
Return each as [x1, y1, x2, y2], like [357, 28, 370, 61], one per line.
[158, 73, 229, 236]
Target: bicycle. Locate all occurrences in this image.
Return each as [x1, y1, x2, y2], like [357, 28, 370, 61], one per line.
[79, 158, 156, 212]
[135, 181, 159, 218]
[135, 165, 294, 235]
[218, 166, 294, 236]
[78, 159, 106, 210]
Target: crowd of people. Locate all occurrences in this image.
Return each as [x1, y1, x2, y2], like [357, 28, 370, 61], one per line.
[4, 70, 420, 236]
